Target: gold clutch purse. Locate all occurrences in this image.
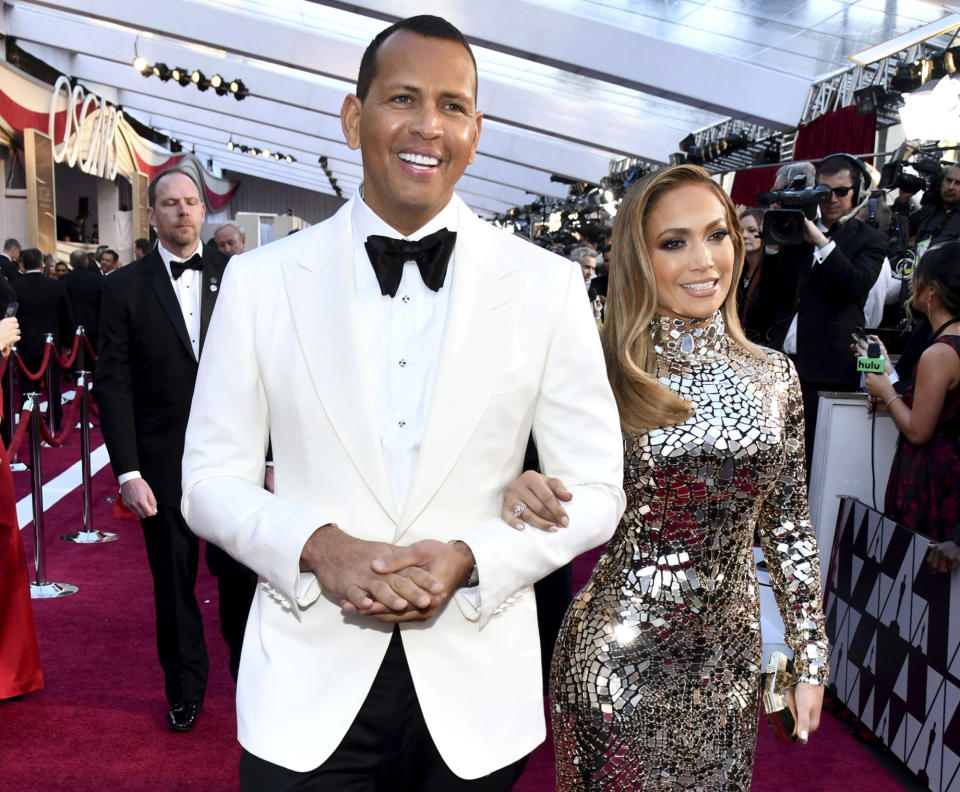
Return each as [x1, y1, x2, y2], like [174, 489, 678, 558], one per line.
[762, 651, 798, 744]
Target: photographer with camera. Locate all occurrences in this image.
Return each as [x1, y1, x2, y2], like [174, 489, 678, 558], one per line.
[891, 161, 960, 251]
[762, 153, 887, 470]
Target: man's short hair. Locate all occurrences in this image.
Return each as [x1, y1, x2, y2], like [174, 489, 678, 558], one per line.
[817, 154, 858, 181]
[356, 15, 477, 102]
[3, 238, 20, 253]
[772, 161, 815, 191]
[102, 249, 118, 262]
[569, 245, 598, 264]
[215, 222, 245, 240]
[69, 249, 87, 270]
[147, 167, 203, 207]
[135, 237, 151, 251]
[20, 248, 43, 270]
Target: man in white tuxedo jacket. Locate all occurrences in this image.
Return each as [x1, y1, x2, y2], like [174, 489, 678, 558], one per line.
[182, 14, 625, 791]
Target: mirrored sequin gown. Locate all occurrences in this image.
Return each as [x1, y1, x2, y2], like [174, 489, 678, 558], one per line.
[551, 313, 829, 792]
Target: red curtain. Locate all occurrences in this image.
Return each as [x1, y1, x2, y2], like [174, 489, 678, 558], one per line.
[794, 105, 876, 164]
[730, 166, 778, 208]
[729, 106, 877, 206]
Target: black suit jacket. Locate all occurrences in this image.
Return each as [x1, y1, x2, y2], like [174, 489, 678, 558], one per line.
[0, 274, 16, 314]
[61, 267, 106, 347]
[762, 217, 886, 388]
[13, 272, 75, 364]
[96, 246, 227, 507]
[0, 254, 19, 283]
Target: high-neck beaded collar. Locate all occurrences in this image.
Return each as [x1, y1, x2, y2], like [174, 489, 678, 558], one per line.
[651, 311, 725, 365]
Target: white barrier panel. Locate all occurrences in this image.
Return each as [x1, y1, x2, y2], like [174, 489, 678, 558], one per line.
[808, 391, 900, 588]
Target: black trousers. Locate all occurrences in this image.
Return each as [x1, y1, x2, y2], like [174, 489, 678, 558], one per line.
[239, 629, 528, 792]
[141, 505, 257, 704]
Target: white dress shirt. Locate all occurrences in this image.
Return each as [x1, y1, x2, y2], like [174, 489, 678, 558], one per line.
[117, 240, 203, 486]
[157, 241, 203, 360]
[351, 198, 458, 513]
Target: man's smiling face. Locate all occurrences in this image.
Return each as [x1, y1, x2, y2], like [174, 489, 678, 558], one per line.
[341, 29, 482, 235]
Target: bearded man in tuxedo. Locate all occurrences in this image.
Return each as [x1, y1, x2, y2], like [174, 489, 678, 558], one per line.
[182, 15, 625, 790]
[96, 168, 257, 733]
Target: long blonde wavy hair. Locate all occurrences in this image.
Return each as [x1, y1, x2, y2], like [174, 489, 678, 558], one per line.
[601, 164, 757, 434]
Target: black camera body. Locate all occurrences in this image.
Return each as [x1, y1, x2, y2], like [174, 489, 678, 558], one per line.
[879, 156, 942, 194]
[757, 176, 832, 246]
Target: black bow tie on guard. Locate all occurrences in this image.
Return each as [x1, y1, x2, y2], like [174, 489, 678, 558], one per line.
[170, 253, 203, 280]
[364, 228, 456, 298]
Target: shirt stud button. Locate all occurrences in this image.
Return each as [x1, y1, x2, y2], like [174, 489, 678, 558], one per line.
[399, 359, 406, 367]
[398, 420, 406, 428]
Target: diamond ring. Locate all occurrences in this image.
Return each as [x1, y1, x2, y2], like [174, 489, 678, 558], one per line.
[512, 502, 527, 518]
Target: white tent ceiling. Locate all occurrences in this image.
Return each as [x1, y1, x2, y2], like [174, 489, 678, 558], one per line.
[2, 0, 957, 216]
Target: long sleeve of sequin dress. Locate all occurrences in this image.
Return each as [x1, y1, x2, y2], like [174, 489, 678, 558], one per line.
[550, 313, 828, 792]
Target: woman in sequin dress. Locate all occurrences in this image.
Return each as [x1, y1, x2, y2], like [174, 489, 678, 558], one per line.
[503, 166, 829, 791]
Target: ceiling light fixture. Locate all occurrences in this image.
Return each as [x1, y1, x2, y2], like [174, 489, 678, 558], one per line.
[130, 62, 245, 99]
[226, 138, 296, 164]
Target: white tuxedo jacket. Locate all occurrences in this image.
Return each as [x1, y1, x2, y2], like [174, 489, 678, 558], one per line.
[182, 195, 625, 777]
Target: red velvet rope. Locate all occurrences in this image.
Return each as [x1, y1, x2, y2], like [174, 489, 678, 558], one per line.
[15, 344, 52, 381]
[0, 353, 7, 380]
[51, 333, 81, 369]
[5, 403, 33, 458]
[82, 333, 98, 362]
[34, 384, 86, 447]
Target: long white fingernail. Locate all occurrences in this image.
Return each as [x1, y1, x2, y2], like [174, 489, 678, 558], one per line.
[514, 522, 525, 531]
[799, 730, 808, 742]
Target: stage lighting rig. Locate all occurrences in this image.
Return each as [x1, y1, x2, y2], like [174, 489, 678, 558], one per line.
[132, 60, 248, 99]
[225, 138, 296, 164]
[318, 155, 342, 197]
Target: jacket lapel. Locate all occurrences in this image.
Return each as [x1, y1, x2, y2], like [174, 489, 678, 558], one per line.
[199, 251, 225, 353]
[148, 253, 194, 360]
[398, 199, 528, 531]
[280, 204, 399, 523]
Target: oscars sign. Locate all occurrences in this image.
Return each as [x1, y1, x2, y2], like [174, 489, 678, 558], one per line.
[47, 76, 123, 180]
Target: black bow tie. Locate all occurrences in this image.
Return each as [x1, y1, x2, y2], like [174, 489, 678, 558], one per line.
[364, 228, 456, 298]
[170, 253, 203, 280]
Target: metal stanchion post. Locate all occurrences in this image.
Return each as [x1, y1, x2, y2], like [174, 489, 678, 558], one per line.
[60, 371, 116, 544]
[43, 333, 56, 438]
[26, 393, 77, 598]
[76, 326, 85, 379]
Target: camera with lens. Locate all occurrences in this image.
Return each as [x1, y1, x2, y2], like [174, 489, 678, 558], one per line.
[879, 154, 942, 194]
[757, 175, 833, 246]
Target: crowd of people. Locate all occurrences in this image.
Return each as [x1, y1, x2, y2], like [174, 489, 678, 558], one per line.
[0, 12, 957, 792]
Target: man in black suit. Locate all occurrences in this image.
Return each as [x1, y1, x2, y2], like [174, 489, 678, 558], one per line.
[14, 248, 74, 431]
[1, 238, 21, 283]
[764, 153, 886, 468]
[0, 248, 19, 447]
[96, 168, 257, 732]
[61, 249, 105, 374]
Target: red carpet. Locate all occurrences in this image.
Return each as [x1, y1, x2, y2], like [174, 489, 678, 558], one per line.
[0, 446, 916, 791]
